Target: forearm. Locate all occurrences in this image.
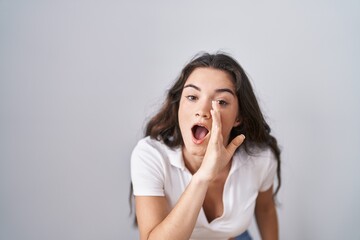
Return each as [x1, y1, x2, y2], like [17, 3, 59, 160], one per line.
[255, 204, 278, 240]
[146, 173, 210, 240]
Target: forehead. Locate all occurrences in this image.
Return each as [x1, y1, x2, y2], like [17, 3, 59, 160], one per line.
[184, 67, 235, 91]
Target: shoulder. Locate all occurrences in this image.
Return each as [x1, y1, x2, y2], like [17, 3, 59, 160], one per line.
[132, 136, 170, 157]
[239, 145, 277, 169]
[237, 145, 274, 159]
[235, 145, 278, 192]
[131, 136, 176, 166]
[134, 136, 166, 150]
[131, 137, 171, 196]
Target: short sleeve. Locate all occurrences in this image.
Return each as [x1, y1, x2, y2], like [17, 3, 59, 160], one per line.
[130, 138, 165, 196]
[259, 150, 278, 192]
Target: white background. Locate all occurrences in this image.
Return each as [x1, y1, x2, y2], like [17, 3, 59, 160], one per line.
[1, 1, 359, 239]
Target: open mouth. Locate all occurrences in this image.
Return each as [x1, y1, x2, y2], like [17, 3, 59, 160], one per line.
[191, 125, 209, 141]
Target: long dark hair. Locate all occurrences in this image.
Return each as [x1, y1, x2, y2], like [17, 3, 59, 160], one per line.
[145, 52, 281, 194]
[130, 52, 282, 225]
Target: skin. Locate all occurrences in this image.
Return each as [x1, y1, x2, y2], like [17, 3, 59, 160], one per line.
[135, 67, 278, 240]
[178, 68, 241, 176]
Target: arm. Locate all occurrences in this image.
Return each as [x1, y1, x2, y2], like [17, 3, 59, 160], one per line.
[254, 186, 279, 240]
[135, 172, 210, 240]
[135, 101, 245, 240]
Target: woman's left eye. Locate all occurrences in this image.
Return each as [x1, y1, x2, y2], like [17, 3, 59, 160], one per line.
[216, 100, 228, 106]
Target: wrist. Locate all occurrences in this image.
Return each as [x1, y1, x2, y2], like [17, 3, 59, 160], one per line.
[192, 170, 213, 184]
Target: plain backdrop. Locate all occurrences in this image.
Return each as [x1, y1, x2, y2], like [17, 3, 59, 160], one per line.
[1, 0, 359, 239]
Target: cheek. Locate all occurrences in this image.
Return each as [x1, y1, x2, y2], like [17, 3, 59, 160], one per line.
[178, 101, 186, 120]
[220, 112, 239, 133]
[178, 101, 191, 129]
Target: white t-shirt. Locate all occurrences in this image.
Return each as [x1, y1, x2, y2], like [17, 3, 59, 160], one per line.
[131, 136, 277, 240]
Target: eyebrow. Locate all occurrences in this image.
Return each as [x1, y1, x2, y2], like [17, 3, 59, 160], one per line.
[183, 84, 236, 96]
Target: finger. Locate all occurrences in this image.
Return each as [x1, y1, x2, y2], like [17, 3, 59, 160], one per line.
[210, 101, 222, 143]
[209, 110, 220, 144]
[226, 134, 245, 155]
[211, 100, 222, 129]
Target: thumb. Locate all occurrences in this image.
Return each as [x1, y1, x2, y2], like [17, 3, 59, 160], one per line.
[226, 134, 245, 155]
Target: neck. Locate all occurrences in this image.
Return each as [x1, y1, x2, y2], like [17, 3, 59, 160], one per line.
[182, 150, 203, 175]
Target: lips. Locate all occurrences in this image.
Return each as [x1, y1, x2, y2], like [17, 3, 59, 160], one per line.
[191, 124, 209, 143]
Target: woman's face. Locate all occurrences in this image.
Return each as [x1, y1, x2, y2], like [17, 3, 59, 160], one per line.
[178, 67, 241, 158]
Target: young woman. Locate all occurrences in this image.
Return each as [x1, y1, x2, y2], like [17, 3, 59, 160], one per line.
[131, 52, 281, 240]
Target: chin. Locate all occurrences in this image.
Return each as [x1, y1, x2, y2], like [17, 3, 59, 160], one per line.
[190, 148, 206, 157]
[184, 141, 208, 156]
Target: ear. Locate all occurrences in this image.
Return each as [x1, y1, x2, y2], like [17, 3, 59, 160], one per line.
[233, 117, 242, 127]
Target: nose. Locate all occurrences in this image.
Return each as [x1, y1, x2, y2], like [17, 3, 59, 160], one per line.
[195, 100, 211, 119]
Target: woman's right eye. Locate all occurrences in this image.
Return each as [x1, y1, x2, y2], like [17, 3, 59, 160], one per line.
[186, 95, 197, 101]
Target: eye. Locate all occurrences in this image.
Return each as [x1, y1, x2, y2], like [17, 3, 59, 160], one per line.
[216, 99, 228, 106]
[186, 95, 198, 101]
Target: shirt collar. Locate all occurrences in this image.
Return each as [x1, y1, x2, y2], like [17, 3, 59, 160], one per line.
[166, 146, 186, 170]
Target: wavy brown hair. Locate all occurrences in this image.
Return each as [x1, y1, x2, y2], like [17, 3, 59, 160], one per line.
[145, 52, 281, 194]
